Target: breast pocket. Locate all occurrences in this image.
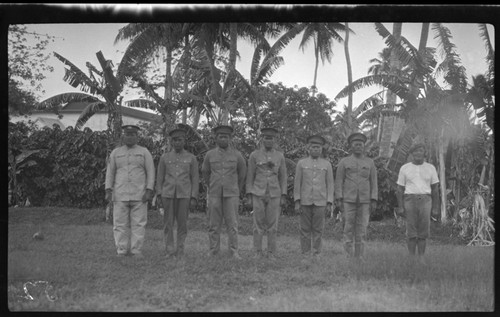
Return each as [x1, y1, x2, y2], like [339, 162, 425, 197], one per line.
[226, 158, 237, 171]
[360, 165, 370, 178]
[131, 153, 144, 166]
[116, 154, 127, 167]
[210, 158, 222, 171]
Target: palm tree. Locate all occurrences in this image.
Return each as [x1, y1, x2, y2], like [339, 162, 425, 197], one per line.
[298, 23, 347, 97]
[344, 22, 353, 133]
[115, 23, 185, 134]
[36, 51, 125, 142]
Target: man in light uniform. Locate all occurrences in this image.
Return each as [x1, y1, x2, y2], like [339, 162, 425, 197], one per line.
[294, 135, 334, 257]
[202, 125, 247, 259]
[246, 127, 287, 259]
[156, 128, 199, 259]
[105, 125, 155, 258]
[335, 132, 378, 260]
[396, 142, 439, 265]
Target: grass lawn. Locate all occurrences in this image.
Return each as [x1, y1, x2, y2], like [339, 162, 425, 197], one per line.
[7, 207, 494, 312]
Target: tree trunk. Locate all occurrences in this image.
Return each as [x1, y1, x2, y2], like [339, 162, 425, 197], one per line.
[438, 128, 448, 223]
[379, 23, 402, 158]
[219, 22, 238, 126]
[344, 22, 353, 134]
[182, 33, 190, 125]
[312, 37, 319, 97]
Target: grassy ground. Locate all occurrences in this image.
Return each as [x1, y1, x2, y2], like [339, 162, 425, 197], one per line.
[7, 207, 494, 312]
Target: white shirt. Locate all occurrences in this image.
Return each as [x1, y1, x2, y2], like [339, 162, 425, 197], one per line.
[397, 162, 439, 194]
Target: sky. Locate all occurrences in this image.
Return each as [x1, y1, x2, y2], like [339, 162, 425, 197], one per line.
[16, 18, 495, 116]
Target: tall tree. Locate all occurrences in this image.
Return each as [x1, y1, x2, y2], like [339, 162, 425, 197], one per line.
[298, 23, 346, 96]
[8, 25, 55, 116]
[343, 22, 353, 133]
[115, 23, 185, 135]
[36, 51, 126, 142]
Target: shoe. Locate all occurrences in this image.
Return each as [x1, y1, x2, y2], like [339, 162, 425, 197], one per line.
[116, 253, 127, 257]
[267, 253, 277, 260]
[253, 252, 263, 259]
[418, 256, 427, 266]
[232, 253, 242, 260]
[132, 253, 144, 258]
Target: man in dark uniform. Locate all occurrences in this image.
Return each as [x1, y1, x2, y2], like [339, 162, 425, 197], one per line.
[156, 128, 199, 259]
[201, 125, 247, 259]
[335, 132, 378, 261]
[294, 134, 334, 257]
[105, 125, 155, 258]
[246, 127, 287, 259]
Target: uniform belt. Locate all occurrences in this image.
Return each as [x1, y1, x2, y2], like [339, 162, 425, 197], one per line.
[404, 194, 431, 197]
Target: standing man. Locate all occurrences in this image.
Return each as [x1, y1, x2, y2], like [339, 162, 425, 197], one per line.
[246, 127, 287, 259]
[335, 132, 378, 261]
[156, 128, 199, 259]
[202, 125, 247, 259]
[396, 143, 439, 265]
[294, 135, 334, 257]
[105, 125, 155, 258]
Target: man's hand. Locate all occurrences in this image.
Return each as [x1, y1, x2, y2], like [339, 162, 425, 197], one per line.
[431, 206, 439, 218]
[105, 189, 112, 202]
[280, 194, 287, 208]
[142, 189, 154, 202]
[396, 206, 405, 216]
[326, 203, 333, 217]
[294, 200, 301, 214]
[370, 199, 377, 212]
[336, 199, 344, 213]
[190, 198, 197, 210]
[245, 194, 253, 208]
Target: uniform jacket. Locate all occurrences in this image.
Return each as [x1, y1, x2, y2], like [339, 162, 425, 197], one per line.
[335, 155, 378, 203]
[105, 145, 155, 201]
[246, 148, 287, 197]
[156, 149, 199, 199]
[201, 146, 247, 197]
[294, 156, 334, 206]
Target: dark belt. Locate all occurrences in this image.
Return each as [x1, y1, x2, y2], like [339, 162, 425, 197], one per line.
[404, 194, 431, 197]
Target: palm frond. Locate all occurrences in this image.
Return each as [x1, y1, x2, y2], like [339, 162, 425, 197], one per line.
[335, 74, 412, 102]
[53, 52, 101, 95]
[432, 23, 468, 93]
[478, 23, 495, 81]
[75, 101, 107, 129]
[36, 92, 101, 111]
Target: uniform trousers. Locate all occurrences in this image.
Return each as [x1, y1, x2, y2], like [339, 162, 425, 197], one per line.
[404, 194, 431, 239]
[343, 202, 370, 257]
[300, 204, 326, 255]
[113, 201, 147, 255]
[207, 195, 239, 255]
[161, 197, 190, 256]
[252, 194, 280, 254]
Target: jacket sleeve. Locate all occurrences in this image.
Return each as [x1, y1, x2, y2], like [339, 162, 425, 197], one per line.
[156, 154, 166, 196]
[293, 160, 302, 202]
[279, 153, 288, 196]
[201, 151, 211, 186]
[334, 159, 345, 200]
[190, 154, 200, 200]
[246, 152, 256, 195]
[326, 161, 334, 204]
[105, 149, 117, 190]
[370, 159, 378, 201]
[237, 151, 247, 193]
[144, 149, 155, 191]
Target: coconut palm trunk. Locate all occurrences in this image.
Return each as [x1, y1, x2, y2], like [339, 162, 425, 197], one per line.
[344, 22, 353, 134]
[379, 23, 402, 158]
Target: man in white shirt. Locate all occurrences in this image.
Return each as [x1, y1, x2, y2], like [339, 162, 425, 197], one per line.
[396, 143, 439, 265]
